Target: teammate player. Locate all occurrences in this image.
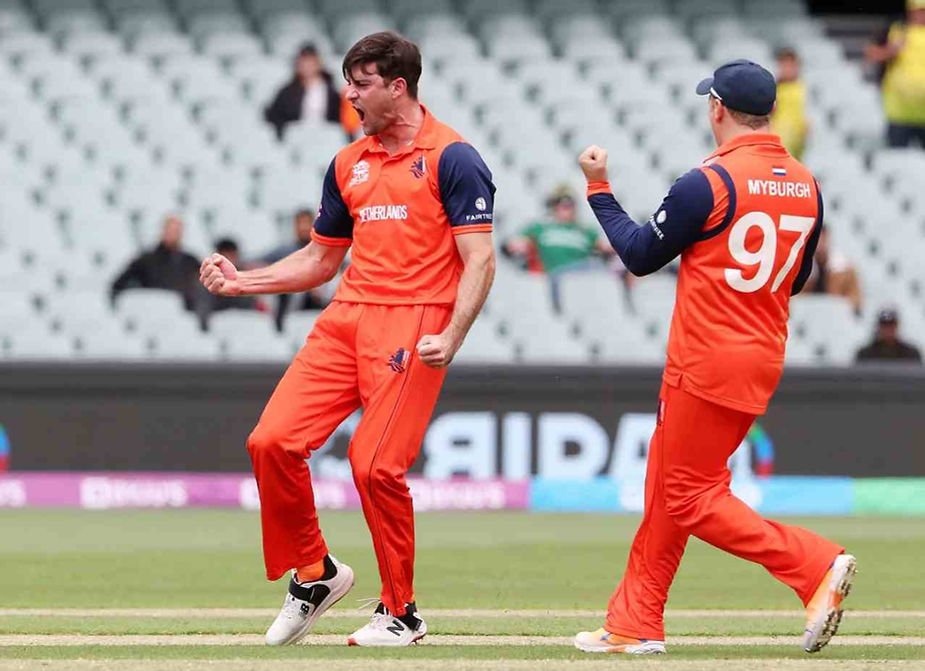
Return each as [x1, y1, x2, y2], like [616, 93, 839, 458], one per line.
[200, 32, 495, 647]
[573, 60, 856, 655]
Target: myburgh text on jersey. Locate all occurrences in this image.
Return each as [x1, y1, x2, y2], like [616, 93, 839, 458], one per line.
[746, 179, 813, 198]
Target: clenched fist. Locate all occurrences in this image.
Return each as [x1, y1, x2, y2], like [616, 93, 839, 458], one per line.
[416, 332, 460, 368]
[200, 253, 241, 296]
[578, 145, 609, 183]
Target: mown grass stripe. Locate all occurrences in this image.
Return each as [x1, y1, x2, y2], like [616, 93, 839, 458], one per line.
[2, 634, 924, 647]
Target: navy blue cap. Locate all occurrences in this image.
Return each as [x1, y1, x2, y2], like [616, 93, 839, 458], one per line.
[696, 59, 776, 116]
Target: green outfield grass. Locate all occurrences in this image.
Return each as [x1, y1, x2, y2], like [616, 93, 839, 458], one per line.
[1, 510, 923, 669]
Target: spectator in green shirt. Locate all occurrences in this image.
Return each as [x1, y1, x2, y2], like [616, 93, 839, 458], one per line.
[504, 189, 612, 273]
[503, 188, 615, 311]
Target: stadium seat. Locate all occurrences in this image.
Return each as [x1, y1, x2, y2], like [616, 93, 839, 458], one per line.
[131, 32, 195, 60]
[151, 326, 222, 360]
[199, 33, 265, 62]
[789, 295, 864, 360]
[458, 0, 529, 20]
[628, 274, 678, 335]
[208, 309, 277, 338]
[222, 330, 293, 362]
[282, 309, 322, 341]
[115, 12, 177, 39]
[515, 321, 591, 364]
[244, 0, 310, 20]
[0, 290, 38, 322]
[3, 328, 75, 360]
[73, 320, 150, 360]
[317, 0, 382, 20]
[0, 31, 55, 58]
[116, 288, 189, 332]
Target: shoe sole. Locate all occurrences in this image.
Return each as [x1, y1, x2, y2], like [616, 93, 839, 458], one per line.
[574, 640, 666, 654]
[346, 628, 427, 647]
[804, 555, 857, 654]
[271, 566, 356, 646]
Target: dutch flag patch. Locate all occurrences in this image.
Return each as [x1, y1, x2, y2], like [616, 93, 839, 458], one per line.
[772, 167, 787, 176]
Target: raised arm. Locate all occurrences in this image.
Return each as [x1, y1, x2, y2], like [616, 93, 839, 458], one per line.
[201, 157, 353, 296]
[200, 241, 347, 297]
[578, 145, 714, 276]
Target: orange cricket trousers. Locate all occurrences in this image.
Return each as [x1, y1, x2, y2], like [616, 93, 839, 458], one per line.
[246, 301, 451, 615]
[606, 382, 844, 640]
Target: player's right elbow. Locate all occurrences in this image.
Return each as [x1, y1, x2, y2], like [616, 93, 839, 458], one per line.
[624, 257, 660, 277]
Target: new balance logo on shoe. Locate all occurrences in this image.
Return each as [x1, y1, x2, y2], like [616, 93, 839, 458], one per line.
[347, 601, 427, 647]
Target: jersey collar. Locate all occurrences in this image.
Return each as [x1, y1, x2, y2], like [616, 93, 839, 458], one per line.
[361, 104, 438, 157]
[705, 133, 784, 161]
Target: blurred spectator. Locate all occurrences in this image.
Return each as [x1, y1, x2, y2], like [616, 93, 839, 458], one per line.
[257, 209, 332, 330]
[264, 43, 342, 141]
[803, 229, 863, 314]
[503, 188, 612, 275]
[855, 308, 922, 362]
[206, 238, 261, 314]
[771, 47, 809, 160]
[865, 0, 925, 148]
[502, 187, 615, 311]
[110, 215, 202, 311]
[261, 208, 315, 264]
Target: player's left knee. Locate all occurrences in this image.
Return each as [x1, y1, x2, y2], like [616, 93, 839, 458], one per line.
[664, 486, 708, 531]
[350, 459, 404, 494]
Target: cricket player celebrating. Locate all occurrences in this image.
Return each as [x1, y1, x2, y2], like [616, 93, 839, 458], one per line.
[200, 32, 495, 647]
[573, 60, 856, 655]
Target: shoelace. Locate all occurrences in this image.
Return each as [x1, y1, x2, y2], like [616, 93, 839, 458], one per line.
[355, 597, 402, 630]
[369, 612, 396, 630]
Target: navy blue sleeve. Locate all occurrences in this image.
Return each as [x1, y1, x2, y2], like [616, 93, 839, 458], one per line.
[438, 142, 496, 229]
[589, 169, 714, 276]
[791, 180, 824, 296]
[312, 159, 354, 244]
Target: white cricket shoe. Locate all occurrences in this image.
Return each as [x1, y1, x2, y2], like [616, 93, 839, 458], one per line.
[265, 555, 355, 646]
[346, 602, 427, 647]
[803, 553, 857, 653]
[574, 628, 666, 654]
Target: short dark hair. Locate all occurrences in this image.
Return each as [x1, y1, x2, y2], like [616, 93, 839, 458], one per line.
[342, 31, 422, 99]
[774, 46, 799, 61]
[294, 208, 315, 220]
[215, 237, 239, 254]
[298, 42, 318, 59]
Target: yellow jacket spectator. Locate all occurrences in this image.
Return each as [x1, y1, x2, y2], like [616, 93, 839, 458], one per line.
[771, 47, 809, 160]
[866, 0, 925, 147]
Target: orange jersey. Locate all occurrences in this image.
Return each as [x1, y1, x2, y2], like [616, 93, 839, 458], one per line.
[311, 106, 495, 305]
[663, 134, 822, 413]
